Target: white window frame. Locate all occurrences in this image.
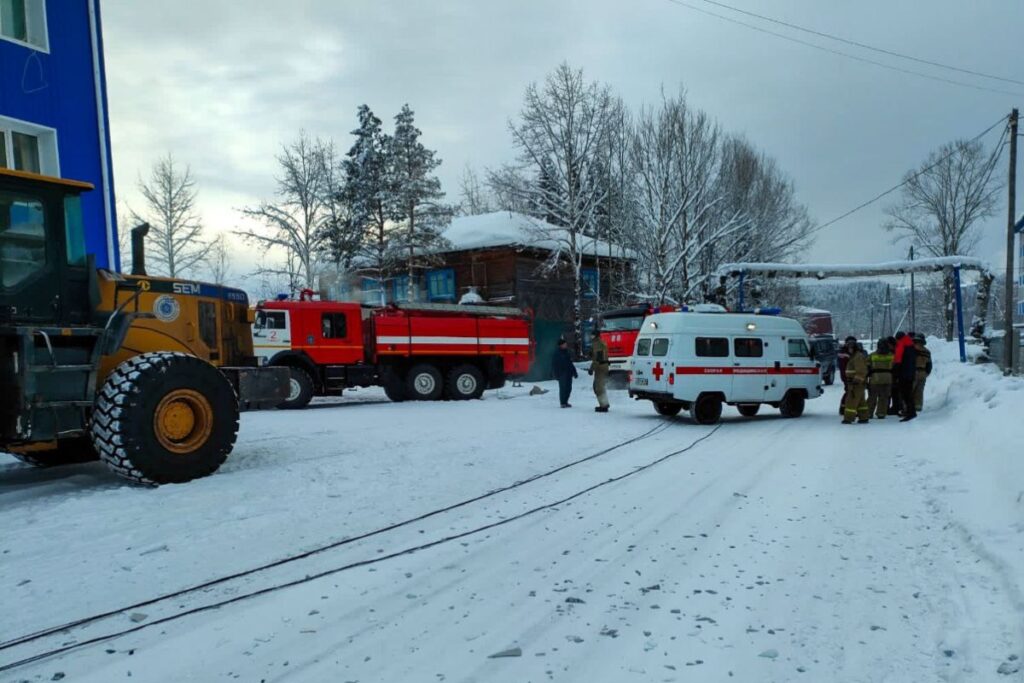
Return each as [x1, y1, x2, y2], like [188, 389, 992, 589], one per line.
[0, 0, 49, 52]
[0, 114, 59, 176]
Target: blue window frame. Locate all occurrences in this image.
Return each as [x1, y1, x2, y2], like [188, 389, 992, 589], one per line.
[361, 277, 383, 305]
[393, 274, 414, 303]
[581, 268, 598, 299]
[426, 268, 455, 302]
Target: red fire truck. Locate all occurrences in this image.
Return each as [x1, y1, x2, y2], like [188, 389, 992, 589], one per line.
[599, 303, 679, 374]
[252, 299, 534, 408]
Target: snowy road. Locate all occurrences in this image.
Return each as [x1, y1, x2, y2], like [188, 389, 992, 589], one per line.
[2, 342, 1023, 682]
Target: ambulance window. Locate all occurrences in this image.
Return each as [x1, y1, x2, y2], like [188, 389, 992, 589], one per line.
[787, 339, 810, 358]
[652, 338, 670, 356]
[695, 337, 728, 357]
[322, 312, 347, 339]
[636, 338, 651, 356]
[734, 337, 764, 358]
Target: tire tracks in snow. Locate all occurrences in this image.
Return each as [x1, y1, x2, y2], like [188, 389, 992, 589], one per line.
[0, 420, 689, 674]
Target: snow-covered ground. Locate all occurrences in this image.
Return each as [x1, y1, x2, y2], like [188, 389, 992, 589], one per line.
[2, 340, 1022, 682]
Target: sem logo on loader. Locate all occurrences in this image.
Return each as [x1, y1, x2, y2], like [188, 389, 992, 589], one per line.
[153, 295, 181, 323]
[173, 282, 201, 295]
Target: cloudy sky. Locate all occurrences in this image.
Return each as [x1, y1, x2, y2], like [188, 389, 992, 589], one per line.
[101, 0, 1023, 282]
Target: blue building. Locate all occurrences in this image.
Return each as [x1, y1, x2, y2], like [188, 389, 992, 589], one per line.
[1, 0, 116, 268]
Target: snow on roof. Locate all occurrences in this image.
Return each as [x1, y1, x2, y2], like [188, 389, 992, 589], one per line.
[717, 256, 992, 279]
[441, 211, 634, 259]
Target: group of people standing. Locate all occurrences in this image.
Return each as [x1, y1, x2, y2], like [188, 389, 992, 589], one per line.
[551, 331, 611, 412]
[840, 332, 932, 424]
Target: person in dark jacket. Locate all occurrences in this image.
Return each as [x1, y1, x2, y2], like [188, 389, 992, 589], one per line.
[551, 338, 578, 408]
[897, 335, 918, 422]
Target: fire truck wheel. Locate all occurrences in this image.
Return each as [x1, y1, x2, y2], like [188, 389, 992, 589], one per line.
[823, 368, 835, 386]
[737, 403, 760, 417]
[90, 352, 239, 485]
[447, 365, 485, 400]
[6, 438, 99, 467]
[690, 394, 722, 425]
[281, 366, 314, 409]
[383, 379, 407, 402]
[407, 364, 444, 401]
[653, 401, 683, 417]
[779, 392, 806, 418]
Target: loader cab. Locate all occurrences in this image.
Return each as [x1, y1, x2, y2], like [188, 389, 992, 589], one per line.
[0, 169, 95, 326]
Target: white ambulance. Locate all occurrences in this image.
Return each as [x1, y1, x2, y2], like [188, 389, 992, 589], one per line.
[627, 311, 823, 424]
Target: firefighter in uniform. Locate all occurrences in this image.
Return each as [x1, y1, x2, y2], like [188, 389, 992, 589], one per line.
[589, 329, 611, 413]
[867, 338, 894, 420]
[913, 334, 932, 412]
[842, 337, 870, 424]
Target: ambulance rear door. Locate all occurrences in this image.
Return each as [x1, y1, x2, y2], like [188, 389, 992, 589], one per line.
[631, 333, 672, 395]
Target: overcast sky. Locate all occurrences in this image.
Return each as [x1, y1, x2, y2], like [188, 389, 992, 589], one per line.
[101, 0, 1023, 283]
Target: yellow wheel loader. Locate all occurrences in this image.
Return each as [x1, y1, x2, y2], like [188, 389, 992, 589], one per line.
[0, 168, 289, 484]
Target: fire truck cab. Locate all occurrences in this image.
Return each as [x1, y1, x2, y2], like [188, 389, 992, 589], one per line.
[599, 303, 678, 374]
[628, 311, 823, 424]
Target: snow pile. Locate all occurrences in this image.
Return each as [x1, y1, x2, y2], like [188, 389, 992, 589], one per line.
[914, 340, 1024, 595]
[443, 211, 634, 258]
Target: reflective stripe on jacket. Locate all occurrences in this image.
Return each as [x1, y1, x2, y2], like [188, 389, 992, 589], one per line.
[868, 352, 894, 385]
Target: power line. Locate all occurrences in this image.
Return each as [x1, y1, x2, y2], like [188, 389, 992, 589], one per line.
[811, 114, 1010, 235]
[663, 0, 1024, 98]
[695, 0, 1024, 87]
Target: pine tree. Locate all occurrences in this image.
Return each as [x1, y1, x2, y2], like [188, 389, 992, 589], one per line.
[341, 105, 395, 304]
[389, 104, 452, 302]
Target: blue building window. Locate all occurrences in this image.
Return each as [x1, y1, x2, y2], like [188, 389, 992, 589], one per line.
[361, 277, 384, 305]
[426, 268, 455, 302]
[392, 274, 417, 303]
[581, 268, 598, 299]
[0, 0, 49, 51]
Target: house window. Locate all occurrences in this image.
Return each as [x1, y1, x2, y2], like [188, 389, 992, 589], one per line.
[426, 268, 455, 302]
[581, 268, 599, 298]
[0, 116, 59, 176]
[393, 274, 418, 303]
[0, 0, 48, 51]
[361, 277, 384, 306]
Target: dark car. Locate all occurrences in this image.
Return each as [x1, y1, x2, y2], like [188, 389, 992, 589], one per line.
[810, 334, 839, 385]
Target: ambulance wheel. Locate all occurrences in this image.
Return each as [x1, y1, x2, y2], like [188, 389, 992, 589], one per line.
[653, 401, 683, 417]
[779, 392, 806, 418]
[690, 394, 722, 425]
[90, 352, 238, 485]
[280, 367, 314, 409]
[447, 365, 485, 400]
[737, 404, 760, 417]
[407, 364, 444, 401]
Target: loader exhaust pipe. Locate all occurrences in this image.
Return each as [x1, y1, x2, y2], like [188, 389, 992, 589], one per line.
[131, 223, 149, 276]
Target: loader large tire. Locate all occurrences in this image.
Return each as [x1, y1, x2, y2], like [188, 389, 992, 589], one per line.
[6, 438, 99, 467]
[90, 352, 239, 485]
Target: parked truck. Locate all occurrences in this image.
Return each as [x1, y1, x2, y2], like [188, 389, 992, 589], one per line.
[598, 303, 679, 375]
[253, 297, 534, 408]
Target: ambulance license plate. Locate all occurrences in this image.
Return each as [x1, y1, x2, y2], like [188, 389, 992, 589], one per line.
[634, 377, 648, 386]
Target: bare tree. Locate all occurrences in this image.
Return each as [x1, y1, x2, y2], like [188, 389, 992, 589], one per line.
[237, 132, 331, 292]
[205, 234, 232, 285]
[498, 63, 618, 351]
[885, 138, 1002, 339]
[458, 165, 493, 216]
[133, 154, 209, 278]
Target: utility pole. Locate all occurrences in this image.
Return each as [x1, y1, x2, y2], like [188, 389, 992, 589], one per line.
[1005, 108, 1019, 374]
[908, 245, 916, 332]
